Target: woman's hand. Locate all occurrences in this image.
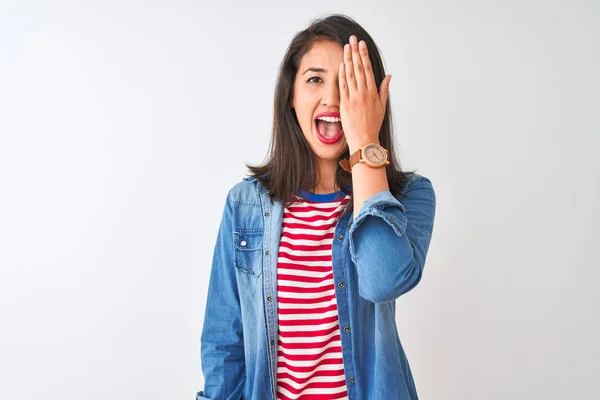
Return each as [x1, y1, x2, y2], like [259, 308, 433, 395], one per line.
[338, 35, 392, 153]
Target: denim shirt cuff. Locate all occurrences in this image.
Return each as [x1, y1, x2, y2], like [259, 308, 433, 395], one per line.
[347, 189, 408, 267]
[349, 189, 408, 238]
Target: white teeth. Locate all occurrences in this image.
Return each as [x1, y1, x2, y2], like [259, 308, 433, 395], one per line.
[316, 116, 341, 123]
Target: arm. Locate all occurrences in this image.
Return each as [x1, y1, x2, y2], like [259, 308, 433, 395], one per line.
[347, 175, 436, 304]
[197, 190, 245, 400]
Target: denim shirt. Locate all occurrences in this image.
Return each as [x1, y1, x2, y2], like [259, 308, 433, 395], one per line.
[196, 172, 436, 400]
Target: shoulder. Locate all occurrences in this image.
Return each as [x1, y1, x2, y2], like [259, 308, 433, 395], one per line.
[399, 172, 436, 201]
[224, 176, 262, 206]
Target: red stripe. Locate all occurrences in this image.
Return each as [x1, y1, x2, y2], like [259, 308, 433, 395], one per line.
[277, 388, 348, 400]
[278, 251, 332, 262]
[277, 367, 345, 385]
[282, 221, 338, 231]
[281, 231, 335, 241]
[278, 347, 342, 362]
[277, 324, 340, 338]
[277, 357, 343, 373]
[278, 315, 339, 327]
[277, 272, 333, 284]
[278, 378, 347, 394]
[277, 263, 332, 274]
[283, 211, 342, 222]
[279, 241, 332, 252]
[277, 283, 334, 294]
[279, 334, 341, 350]
[277, 293, 337, 304]
[278, 303, 338, 316]
[286, 204, 340, 213]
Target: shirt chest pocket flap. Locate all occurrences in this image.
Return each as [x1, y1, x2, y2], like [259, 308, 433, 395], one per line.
[233, 230, 263, 277]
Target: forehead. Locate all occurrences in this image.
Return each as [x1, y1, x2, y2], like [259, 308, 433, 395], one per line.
[298, 40, 344, 69]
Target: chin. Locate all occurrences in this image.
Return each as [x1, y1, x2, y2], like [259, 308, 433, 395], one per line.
[312, 143, 347, 161]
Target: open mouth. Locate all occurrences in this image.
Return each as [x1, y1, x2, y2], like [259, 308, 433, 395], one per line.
[314, 116, 344, 144]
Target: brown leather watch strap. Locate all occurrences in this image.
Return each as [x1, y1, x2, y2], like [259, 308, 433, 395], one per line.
[349, 149, 361, 170]
[339, 149, 362, 172]
[339, 158, 351, 172]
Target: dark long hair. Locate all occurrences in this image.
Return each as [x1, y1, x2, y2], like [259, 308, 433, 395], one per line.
[246, 14, 416, 214]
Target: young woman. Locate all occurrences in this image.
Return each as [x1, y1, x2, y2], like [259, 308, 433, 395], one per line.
[197, 14, 436, 400]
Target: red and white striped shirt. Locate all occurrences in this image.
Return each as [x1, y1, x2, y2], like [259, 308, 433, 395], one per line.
[276, 189, 352, 400]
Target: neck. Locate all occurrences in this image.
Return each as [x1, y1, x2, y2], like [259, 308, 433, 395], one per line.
[311, 158, 339, 194]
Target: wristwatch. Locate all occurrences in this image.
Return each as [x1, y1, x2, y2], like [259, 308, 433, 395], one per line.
[339, 143, 390, 173]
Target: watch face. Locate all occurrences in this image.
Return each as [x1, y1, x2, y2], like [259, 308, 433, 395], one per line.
[363, 144, 387, 165]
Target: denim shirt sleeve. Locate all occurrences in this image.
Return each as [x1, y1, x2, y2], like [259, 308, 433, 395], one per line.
[197, 189, 245, 400]
[347, 175, 436, 304]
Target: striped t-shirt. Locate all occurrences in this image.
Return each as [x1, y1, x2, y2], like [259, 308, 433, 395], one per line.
[275, 188, 352, 400]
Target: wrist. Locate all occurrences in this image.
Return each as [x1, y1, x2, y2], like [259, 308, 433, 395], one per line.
[347, 138, 380, 154]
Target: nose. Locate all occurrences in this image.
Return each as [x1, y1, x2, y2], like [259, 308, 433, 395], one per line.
[321, 80, 340, 107]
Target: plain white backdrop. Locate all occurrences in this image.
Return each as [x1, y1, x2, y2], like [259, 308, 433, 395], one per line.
[1, 1, 598, 399]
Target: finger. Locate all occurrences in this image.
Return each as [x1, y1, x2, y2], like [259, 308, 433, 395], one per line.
[379, 74, 392, 108]
[343, 43, 357, 93]
[350, 36, 366, 91]
[338, 62, 349, 103]
[359, 40, 377, 91]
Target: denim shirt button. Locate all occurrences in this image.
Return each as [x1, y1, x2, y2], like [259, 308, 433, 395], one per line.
[338, 281, 345, 288]
[349, 377, 356, 384]
[264, 212, 270, 217]
[337, 235, 344, 241]
[344, 326, 350, 332]
[267, 296, 273, 302]
[240, 240, 247, 247]
[265, 250, 269, 256]
[388, 216, 394, 220]
[270, 339, 275, 346]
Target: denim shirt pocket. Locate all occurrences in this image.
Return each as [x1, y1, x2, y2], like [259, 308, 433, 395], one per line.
[233, 230, 263, 278]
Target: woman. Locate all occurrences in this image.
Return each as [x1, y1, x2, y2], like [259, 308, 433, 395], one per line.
[197, 14, 436, 400]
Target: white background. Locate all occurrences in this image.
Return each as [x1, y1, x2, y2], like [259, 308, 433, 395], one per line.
[1, 1, 598, 399]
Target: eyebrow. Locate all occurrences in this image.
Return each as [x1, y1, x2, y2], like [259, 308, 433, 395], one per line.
[302, 67, 327, 75]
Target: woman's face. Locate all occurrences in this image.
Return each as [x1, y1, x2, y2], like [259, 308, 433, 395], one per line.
[292, 39, 348, 163]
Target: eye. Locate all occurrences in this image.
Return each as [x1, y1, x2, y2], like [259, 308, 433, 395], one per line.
[307, 76, 323, 83]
